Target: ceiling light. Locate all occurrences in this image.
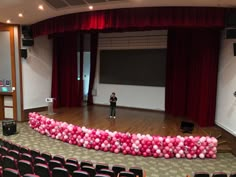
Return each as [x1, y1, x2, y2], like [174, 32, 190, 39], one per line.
[6, 19, 11, 24]
[38, 5, 44, 10]
[18, 13, 23, 17]
[89, 5, 93, 10]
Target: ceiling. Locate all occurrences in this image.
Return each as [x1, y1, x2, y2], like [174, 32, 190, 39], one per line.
[0, 0, 236, 25]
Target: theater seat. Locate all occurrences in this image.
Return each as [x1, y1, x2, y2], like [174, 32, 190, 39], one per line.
[34, 163, 51, 177]
[2, 155, 17, 169]
[112, 165, 126, 177]
[64, 162, 79, 174]
[99, 169, 115, 177]
[212, 172, 228, 177]
[81, 166, 96, 177]
[129, 167, 145, 177]
[49, 159, 63, 171]
[194, 172, 210, 177]
[52, 167, 70, 177]
[119, 171, 135, 177]
[72, 170, 89, 177]
[3, 168, 20, 177]
[18, 160, 34, 176]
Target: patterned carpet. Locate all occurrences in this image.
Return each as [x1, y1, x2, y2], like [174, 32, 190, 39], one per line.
[0, 122, 236, 177]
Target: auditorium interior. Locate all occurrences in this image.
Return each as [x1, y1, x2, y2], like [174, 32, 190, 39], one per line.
[0, 0, 236, 177]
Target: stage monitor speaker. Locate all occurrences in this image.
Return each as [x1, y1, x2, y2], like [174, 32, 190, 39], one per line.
[22, 25, 32, 39]
[21, 49, 27, 59]
[180, 121, 194, 133]
[226, 29, 236, 39]
[22, 39, 34, 46]
[2, 120, 17, 136]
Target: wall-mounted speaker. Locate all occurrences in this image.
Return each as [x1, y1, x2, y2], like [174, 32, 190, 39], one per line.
[226, 29, 236, 39]
[21, 49, 27, 59]
[22, 39, 34, 46]
[22, 25, 32, 39]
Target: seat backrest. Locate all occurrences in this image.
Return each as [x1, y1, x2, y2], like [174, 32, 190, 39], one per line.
[52, 167, 70, 177]
[66, 158, 79, 165]
[0, 146, 9, 156]
[96, 163, 109, 173]
[30, 149, 41, 159]
[41, 152, 52, 162]
[64, 162, 79, 174]
[18, 160, 33, 176]
[72, 170, 89, 177]
[34, 163, 51, 177]
[112, 165, 126, 177]
[3, 168, 20, 177]
[194, 172, 210, 177]
[129, 167, 143, 177]
[119, 171, 135, 177]
[99, 169, 115, 177]
[8, 150, 20, 160]
[49, 159, 63, 171]
[53, 155, 65, 165]
[80, 160, 93, 168]
[81, 166, 96, 177]
[230, 173, 236, 177]
[212, 172, 228, 177]
[3, 155, 17, 169]
[34, 156, 47, 165]
[21, 153, 33, 163]
[20, 146, 30, 154]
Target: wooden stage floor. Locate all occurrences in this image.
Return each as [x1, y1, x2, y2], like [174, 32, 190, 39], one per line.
[39, 105, 221, 137]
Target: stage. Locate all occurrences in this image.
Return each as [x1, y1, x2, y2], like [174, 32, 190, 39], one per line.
[38, 105, 223, 138]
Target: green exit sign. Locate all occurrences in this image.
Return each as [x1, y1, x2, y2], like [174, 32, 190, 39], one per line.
[1, 87, 8, 92]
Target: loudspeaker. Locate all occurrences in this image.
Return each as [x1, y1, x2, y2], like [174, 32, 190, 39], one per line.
[226, 29, 236, 39]
[234, 43, 236, 56]
[21, 49, 27, 59]
[2, 120, 17, 136]
[22, 25, 32, 39]
[22, 39, 34, 46]
[180, 121, 194, 133]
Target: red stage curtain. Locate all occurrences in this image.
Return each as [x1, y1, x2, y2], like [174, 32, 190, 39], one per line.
[165, 29, 220, 126]
[87, 32, 98, 105]
[32, 7, 225, 37]
[51, 32, 80, 107]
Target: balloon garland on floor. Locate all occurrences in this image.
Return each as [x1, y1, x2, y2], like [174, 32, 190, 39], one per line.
[28, 112, 217, 159]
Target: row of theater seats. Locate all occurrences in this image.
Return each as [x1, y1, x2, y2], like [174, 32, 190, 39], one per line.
[0, 138, 145, 177]
[187, 172, 236, 177]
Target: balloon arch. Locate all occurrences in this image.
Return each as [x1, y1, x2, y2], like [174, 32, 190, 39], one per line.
[28, 112, 217, 159]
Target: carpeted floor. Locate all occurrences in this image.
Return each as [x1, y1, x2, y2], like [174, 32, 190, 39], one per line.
[0, 122, 236, 177]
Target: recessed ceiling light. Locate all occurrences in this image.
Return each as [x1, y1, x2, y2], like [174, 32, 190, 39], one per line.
[38, 5, 44, 10]
[6, 19, 11, 24]
[18, 13, 23, 17]
[89, 5, 93, 10]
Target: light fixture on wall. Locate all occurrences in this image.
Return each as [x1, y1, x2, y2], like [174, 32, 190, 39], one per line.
[6, 19, 11, 23]
[89, 5, 93, 10]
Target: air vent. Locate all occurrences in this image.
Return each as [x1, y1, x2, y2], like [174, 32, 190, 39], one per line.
[66, 0, 86, 6]
[44, 0, 69, 9]
[87, 0, 108, 3]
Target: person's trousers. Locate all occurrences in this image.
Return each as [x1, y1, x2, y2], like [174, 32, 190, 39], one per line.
[110, 106, 116, 116]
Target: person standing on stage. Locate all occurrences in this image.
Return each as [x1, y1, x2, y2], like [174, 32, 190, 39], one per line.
[109, 92, 117, 118]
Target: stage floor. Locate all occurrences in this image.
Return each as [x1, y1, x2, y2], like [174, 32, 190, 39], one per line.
[39, 105, 221, 137]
